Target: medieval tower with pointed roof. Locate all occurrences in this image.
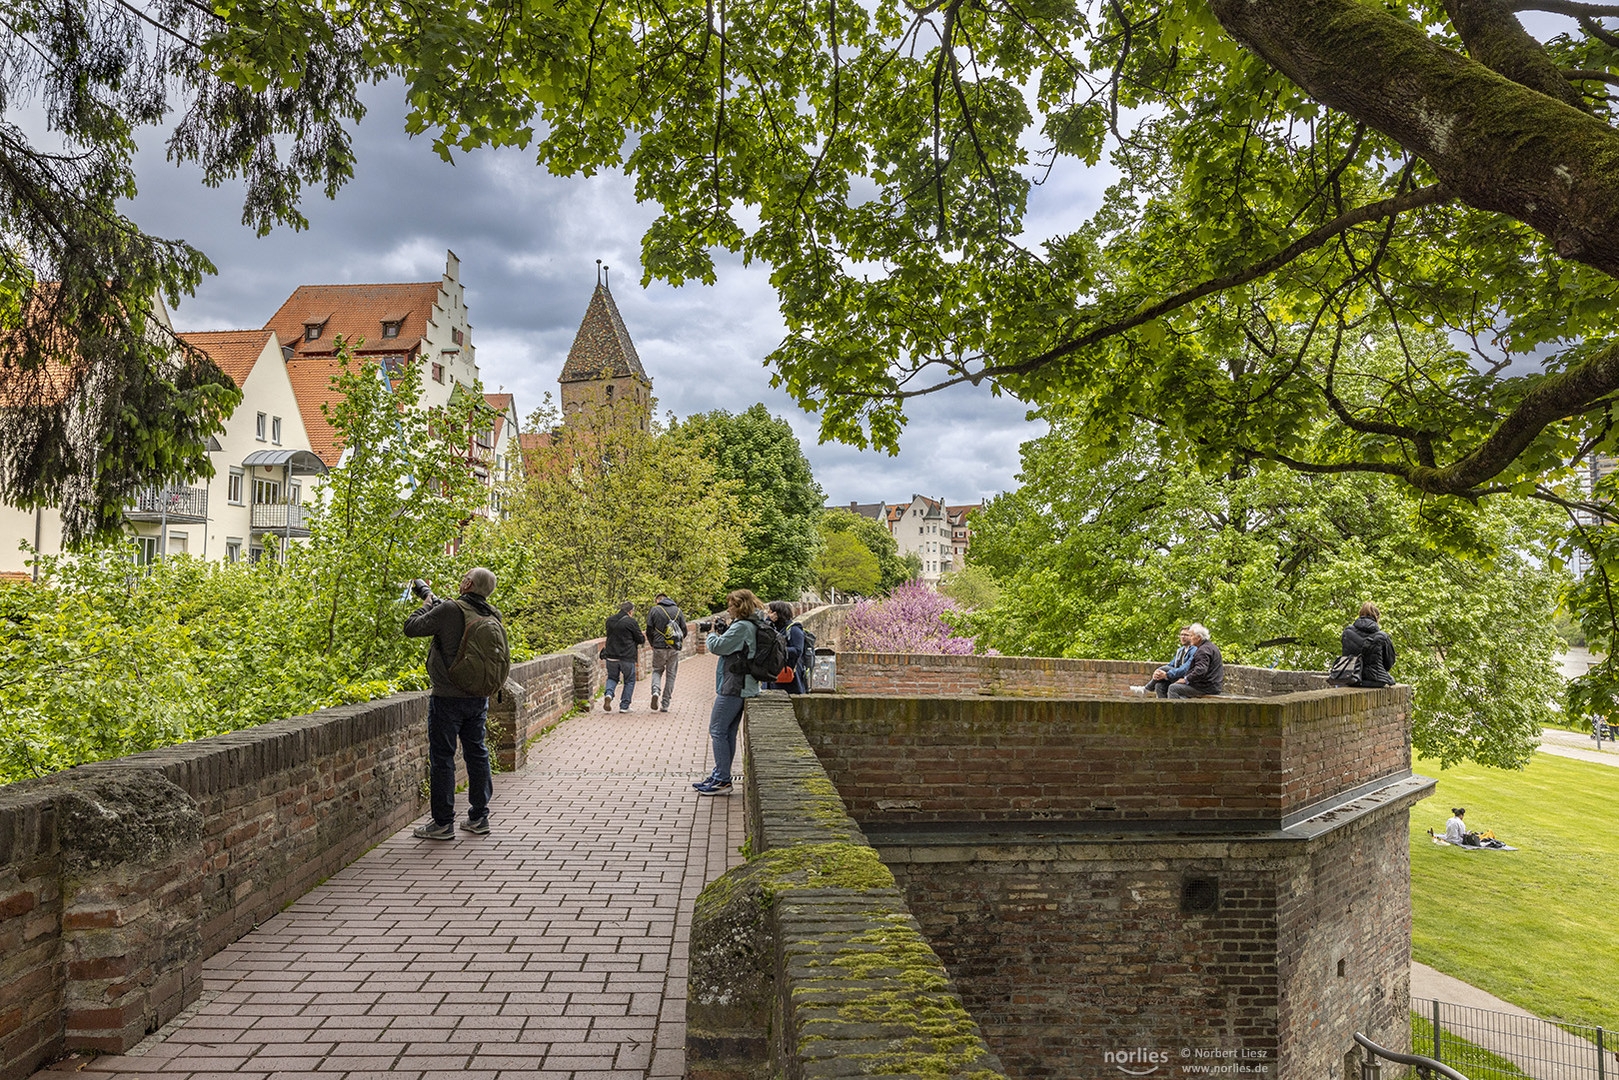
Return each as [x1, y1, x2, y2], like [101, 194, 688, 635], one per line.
[559, 269, 652, 432]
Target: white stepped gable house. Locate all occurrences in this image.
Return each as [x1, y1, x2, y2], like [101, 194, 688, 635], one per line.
[0, 251, 519, 574]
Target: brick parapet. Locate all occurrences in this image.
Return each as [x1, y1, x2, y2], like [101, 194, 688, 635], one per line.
[792, 685, 1409, 828]
[835, 650, 1338, 698]
[686, 693, 1008, 1080]
[0, 641, 608, 1080]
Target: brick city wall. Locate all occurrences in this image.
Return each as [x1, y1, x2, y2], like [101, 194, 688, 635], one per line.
[879, 795, 1423, 1080]
[0, 622, 703, 1080]
[687, 693, 1008, 1080]
[792, 688, 1410, 828]
[779, 675, 1429, 1079]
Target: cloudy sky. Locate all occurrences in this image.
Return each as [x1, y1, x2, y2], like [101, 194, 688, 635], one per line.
[123, 85, 1110, 509]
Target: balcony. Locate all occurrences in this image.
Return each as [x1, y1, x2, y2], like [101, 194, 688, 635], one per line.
[127, 485, 209, 524]
[251, 503, 311, 536]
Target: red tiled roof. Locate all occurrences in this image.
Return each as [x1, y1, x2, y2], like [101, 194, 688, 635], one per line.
[283, 355, 356, 466]
[176, 330, 273, 388]
[264, 282, 443, 361]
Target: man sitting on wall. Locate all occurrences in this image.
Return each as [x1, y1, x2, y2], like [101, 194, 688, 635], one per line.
[1167, 623, 1224, 699]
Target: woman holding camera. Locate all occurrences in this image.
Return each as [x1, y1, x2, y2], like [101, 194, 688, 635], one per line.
[694, 588, 769, 796]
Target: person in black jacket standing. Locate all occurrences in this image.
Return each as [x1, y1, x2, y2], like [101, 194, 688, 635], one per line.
[1340, 602, 1397, 687]
[602, 601, 646, 712]
[404, 567, 500, 840]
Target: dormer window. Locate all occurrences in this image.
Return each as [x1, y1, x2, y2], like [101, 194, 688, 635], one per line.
[382, 321, 401, 338]
[302, 312, 333, 342]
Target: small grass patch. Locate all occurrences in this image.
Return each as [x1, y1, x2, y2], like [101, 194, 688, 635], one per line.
[1410, 1013, 1531, 1079]
[1410, 751, 1619, 1030]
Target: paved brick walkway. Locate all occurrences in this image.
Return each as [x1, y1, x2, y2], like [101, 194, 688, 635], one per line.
[47, 654, 743, 1080]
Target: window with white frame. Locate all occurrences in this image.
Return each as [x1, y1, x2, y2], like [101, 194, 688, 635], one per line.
[226, 538, 243, 562]
[228, 468, 245, 505]
[133, 536, 158, 565]
[255, 412, 267, 440]
[271, 416, 282, 444]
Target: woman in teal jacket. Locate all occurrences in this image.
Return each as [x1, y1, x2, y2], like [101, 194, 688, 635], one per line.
[694, 588, 767, 795]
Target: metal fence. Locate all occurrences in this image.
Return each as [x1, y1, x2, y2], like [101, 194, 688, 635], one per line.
[1413, 998, 1616, 1080]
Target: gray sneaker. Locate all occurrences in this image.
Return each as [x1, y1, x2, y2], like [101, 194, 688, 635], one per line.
[650, 693, 659, 710]
[413, 820, 454, 840]
[460, 816, 490, 835]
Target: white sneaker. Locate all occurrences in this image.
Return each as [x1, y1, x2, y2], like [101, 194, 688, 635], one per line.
[1131, 685, 1148, 695]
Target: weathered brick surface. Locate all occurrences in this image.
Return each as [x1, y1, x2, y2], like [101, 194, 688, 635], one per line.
[746, 664, 1428, 1079]
[687, 694, 1008, 1080]
[833, 651, 1333, 699]
[793, 686, 1409, 827]
[0, 641, 610, 1080]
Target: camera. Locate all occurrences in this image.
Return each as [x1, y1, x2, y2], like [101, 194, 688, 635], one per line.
[409, 578, 434, 602]
[698, 616, 729, 633]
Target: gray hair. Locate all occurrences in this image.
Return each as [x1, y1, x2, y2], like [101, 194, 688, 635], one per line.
[464, 566, 497, 598]
[1188, 623, 1210, 643]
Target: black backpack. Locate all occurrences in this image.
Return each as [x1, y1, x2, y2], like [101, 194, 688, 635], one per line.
[445, 599, 512, 697]
[729, 616, 789, 684]
[794, 623, 816, 675]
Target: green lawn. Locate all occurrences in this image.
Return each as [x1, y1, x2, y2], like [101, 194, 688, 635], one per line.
[1411, 1014, 1531, 1079]
[1410, 751, 1619, 1031]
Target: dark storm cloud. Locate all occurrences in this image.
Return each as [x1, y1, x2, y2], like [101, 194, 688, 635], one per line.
[124, 81, 1046, 506]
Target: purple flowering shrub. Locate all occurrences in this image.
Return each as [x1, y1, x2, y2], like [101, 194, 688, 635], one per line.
[841, 580, 982, 654]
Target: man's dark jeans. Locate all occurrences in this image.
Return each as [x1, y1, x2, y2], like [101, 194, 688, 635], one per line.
[428, 694, 492, 826]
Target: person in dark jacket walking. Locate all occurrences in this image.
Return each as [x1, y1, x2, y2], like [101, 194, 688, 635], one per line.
[404, 567, 500, 840]
[646, 593, 685, 712]
[602, 601, 646, 711]
[1167, 623, 1224, 698]
[1339, 602, 1397, 687]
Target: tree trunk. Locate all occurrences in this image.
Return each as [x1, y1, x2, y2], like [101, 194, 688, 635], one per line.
[1208, 0, 1619, 274]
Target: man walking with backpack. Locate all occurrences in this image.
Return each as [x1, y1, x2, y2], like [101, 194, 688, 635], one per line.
[404, 566, 510, 840]
[646, 592, 685, 712]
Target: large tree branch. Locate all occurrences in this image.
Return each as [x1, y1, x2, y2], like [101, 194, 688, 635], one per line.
[954, 183, 1451, 388]
[1442, 0, 1588, 109]
[1208, 0, 1619, 274]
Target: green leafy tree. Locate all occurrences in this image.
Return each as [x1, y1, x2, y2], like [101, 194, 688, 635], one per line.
[812, 528, 880, 598]
[939, 565, 1001, 612]
[820, 508, 908, 592]
[674, 404, 824, 602]
[297, 342, 486, 673]
[16, 0, 1619, 564]
[489, 395, 741, 651]
[968, 416, 1565, 769]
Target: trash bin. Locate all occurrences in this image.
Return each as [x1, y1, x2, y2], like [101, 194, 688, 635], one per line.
[810, 649, 837, 692]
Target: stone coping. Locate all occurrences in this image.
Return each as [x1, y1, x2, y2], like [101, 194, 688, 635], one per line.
[685, 692, 1009, 1080]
